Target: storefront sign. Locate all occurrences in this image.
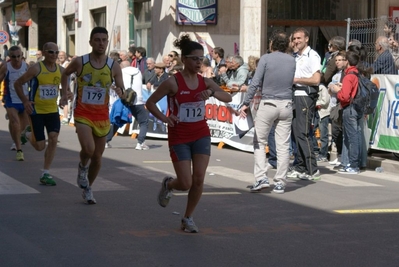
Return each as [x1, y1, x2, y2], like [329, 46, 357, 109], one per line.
[176, 0, 217, 26]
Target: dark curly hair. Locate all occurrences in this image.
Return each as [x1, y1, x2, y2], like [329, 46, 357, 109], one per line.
[173, 34, 203, 56]
[270, 30, 289, 53]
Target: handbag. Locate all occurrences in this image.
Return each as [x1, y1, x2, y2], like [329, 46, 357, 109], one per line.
[122, 74, 137, 107]
[330, 103, 342, 124]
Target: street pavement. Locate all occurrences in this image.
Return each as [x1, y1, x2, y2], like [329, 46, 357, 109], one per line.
[1, 108, 399, 267]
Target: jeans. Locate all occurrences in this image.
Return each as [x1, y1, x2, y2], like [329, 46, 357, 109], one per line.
[342, 105, 362, 168]
[319, 115, 330, 158]
[253, 99, 292, 183]
[128, 104, 149, 144]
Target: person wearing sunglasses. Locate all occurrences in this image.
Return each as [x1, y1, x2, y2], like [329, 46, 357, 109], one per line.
[14, 42, 65, 186]
[60, 27, 125, 205]
[0, 45, 30, 161]
[146, 34, 232, 233]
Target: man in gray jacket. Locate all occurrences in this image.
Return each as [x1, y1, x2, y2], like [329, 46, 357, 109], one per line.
[220, 55, 248, 88]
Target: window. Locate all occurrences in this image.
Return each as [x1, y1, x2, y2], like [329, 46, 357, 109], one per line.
[134, 1, 151, 56]
[91, 7, 106, 28]
[65, 16, 75, 56]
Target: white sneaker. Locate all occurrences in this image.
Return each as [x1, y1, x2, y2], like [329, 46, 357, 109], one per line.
[10, 143, 16, 151]
[105, 142, 112, 148]
[329, 157, 341, 166]
[135, 142, 149, 150]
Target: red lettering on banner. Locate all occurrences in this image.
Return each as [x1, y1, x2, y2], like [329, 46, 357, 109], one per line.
[205, 103, 233, 123]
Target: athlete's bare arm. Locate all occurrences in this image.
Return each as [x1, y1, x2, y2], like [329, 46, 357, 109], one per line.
[14, 63, 41, 114]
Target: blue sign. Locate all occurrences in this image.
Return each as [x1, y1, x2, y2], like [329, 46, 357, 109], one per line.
[176, 0, 217, 26]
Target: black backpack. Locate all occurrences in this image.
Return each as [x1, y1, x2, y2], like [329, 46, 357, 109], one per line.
[349, 72, 379, 115]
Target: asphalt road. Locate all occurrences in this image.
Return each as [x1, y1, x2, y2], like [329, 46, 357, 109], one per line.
[1, 109, 399, 267]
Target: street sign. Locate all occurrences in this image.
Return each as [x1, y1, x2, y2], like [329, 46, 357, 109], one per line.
[0, 31, 9, 44]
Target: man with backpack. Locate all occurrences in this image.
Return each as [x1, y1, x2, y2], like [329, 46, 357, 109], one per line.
[336, 50, 363, 174]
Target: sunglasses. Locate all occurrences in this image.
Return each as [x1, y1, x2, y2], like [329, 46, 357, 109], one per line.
[185, 55, 204, 61]
[45, 50, 60, 55]
[10, 55, 21, 59]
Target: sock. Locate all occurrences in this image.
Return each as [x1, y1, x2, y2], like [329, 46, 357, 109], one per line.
[17, 149, 22, 152]
[42, 169, 49, 176]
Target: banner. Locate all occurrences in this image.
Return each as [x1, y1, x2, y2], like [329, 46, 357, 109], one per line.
[368, 75, 399, 153]
[15, 2, 32, 26]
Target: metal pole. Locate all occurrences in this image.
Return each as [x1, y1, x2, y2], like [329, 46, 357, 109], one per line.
[346, 18, 351, 50]
[11, 0, 16, 45]
[128, 0, 134, 46]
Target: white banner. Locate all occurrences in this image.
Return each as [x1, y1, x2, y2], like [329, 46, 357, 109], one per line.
[368, 74, 399, 153]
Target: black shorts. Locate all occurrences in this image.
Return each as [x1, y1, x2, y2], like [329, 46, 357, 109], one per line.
[30, 113, 60, 141]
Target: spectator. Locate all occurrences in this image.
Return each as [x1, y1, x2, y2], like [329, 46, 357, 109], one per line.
[143, 57, 156, 84]
[219, 55, 248, 88]
[201, 57, 213, 78]
[36, 50, 44, 62]
[163, 55, 172, 73]
[119, 50, 130, 66]
[372, 36, 397, 74]
[211, 47, 225, 85]
[336, 50, 363, 174]
[147, 62, 168, 90]
[287, 27, 321, 181]
[128, 46, 137, 67]
[238, 30, 296, 194]
[328, 51, 347, 166]
[135, 47, 147, 74]
[321, 36, 346, 85]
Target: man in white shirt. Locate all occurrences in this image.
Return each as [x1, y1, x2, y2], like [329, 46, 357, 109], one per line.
[288, 27, 321, 181]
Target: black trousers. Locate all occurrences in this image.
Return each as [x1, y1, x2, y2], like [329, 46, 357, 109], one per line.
[292, 95, 318, 175]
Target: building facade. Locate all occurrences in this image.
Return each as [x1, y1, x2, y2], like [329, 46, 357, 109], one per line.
[0, 0, 399, 62]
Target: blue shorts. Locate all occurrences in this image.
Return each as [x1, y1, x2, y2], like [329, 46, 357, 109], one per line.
[30, 113, 60, 141]
[169, 136, 211, 162]
[4, 102, 25, 114]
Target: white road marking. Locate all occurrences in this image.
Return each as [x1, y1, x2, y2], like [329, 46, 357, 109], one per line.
[53, 168, 129, 191]
[0, 171, 39, 195]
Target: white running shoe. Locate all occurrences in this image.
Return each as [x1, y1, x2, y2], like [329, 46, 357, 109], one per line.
[135, 142, 149, 150]
[10, 143, 16, 151]
[329, 157, 341, 166]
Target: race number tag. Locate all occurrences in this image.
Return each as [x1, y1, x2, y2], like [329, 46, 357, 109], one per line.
[179, 101, 205, 123]
[82, 86, 106, 105]
[39, 85, 58, 100]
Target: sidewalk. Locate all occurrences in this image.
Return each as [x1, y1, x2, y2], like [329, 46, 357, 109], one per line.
[367, 151, 399, 173]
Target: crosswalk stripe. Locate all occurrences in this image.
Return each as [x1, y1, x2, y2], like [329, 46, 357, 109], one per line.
[318, 174, 382, 187]
[207, 166, 383, 187]
[53, 168, 129, 191]
[206, 166, 254, 183]
[0, 171, 39, 195]
[118, 166, 174, 183]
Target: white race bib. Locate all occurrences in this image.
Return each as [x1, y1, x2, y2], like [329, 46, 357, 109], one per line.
[39, 85, 58, 100]
[179, 101, 205, 123]
[82, 86, 106, 105]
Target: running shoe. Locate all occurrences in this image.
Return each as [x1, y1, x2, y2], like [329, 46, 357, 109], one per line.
[105, 142, 112, 148]
[158, 177, 173, 207]
[287, 169, 302, 179]
[181, 217, 199, 233]
[10, 143, 16, 151]
[40, 173, 56, 186]
[16, 150, 24, 161]
[299, 170, 321, 181]
[250, 177, 270, 192]
[77, 163, 89, 189]
[61, 119, 69, 125]
[20, 125, 31, 144]
[273, 181, 285, 194]
[82, 187, 96, 204]
[339, 167, 359, 174]
[135, 142, 149, 150]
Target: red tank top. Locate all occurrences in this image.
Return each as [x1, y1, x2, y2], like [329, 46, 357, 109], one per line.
[168, 72, 210, 146]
